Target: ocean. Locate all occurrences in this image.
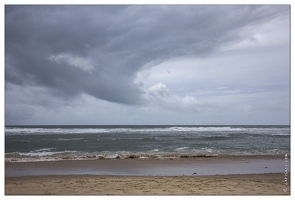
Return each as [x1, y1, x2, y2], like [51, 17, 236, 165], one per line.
[5, 125, 290, 162]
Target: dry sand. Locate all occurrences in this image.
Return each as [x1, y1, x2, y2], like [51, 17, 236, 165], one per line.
[5, 173, 290, 195]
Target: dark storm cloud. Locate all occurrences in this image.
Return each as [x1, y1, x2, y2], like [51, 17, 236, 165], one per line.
[5, 5, 289, 105]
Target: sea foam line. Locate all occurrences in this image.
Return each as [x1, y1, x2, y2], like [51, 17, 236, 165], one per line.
[5, 147, 287, 162]
[5, 126, 289, 135]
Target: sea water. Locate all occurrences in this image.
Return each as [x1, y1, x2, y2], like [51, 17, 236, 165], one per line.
[5, 125, 290, 162]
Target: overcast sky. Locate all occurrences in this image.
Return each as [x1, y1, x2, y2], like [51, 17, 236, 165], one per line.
[5, 5, 290, 125]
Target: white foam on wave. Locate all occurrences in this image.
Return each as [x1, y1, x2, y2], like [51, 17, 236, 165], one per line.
[5, 127, 109, 135]
[6, 148, 77, 158]
[175, 147, 190, 151]
[18, 151, 60, 157]
[35, 148, 55, 152]
[5, 147, 288, 162]
[57, 138, 84, 141]
[5, 126, 290, 136]
[151, 149, 159, 151]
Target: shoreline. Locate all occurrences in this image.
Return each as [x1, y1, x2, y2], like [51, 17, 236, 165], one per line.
[5, 156, 290, 195]
[5, 173, 290, 195]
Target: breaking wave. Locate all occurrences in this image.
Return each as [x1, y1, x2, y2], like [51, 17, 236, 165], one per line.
[5, 126, 290, 135]
[5, 148, 286, 162]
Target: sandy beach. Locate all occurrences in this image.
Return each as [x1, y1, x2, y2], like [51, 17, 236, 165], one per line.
[5, 173, 290, 195]
[5, 156, 290, 195]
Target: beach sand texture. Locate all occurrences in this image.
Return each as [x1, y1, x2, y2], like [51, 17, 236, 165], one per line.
[5, 173, 290, 195]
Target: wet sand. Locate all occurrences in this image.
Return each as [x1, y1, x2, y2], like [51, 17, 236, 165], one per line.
[5, 156, 287, 177]
[5, 156, 290, 195]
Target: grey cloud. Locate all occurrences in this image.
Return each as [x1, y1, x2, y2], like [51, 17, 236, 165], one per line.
[5, 5, 289, 106]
